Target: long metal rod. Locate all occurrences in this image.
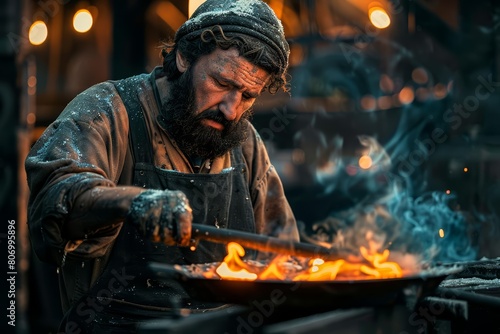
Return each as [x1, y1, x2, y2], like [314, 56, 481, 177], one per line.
[191, 223, 343, 260]
[436, 287, 500, 309]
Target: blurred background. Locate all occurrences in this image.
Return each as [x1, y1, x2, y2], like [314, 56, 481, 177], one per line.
[1, 0, 500, 332]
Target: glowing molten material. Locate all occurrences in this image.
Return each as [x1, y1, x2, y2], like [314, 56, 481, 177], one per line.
[208, 242, 404, 281]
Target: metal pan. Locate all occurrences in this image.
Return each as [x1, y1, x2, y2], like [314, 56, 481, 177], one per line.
[149, 262, 463, 310]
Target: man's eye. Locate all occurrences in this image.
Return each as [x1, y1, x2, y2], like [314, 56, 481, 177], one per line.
[215, 79, 228, 87]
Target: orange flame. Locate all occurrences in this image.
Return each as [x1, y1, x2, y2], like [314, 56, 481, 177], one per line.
[215, 242, 258, 281]
[208, 242, 404, 281]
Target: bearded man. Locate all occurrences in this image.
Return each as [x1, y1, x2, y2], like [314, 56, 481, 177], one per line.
[25, 0, 299, 332]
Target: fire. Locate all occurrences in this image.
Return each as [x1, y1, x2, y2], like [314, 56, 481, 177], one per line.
[207, 242, 404, 281]
[215, 243, 258, 280]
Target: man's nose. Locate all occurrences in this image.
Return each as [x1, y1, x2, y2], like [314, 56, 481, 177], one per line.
[219, 91, 241, 121]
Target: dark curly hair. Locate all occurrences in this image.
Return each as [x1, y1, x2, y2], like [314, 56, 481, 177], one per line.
[161, 26, 289, 94]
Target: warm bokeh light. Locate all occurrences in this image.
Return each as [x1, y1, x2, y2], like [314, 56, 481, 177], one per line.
[369, 8, 391, 29]
[359, 155, 373, 169]
[26, 75, 37, 95]
[73, 9, 93, 33]
[412, 67, 429, 84]
[434, 83, 448, 99]
[398, 86, 415, 105]
[464, 167, 468, 173]
[379, 74, 394, 93]
[377, 95, 392, 110]
[27, 113, 36, 125]
[27, 76, 37, 87]
[439, 229, 445, 238]
[360, 95, 376, 111]
[189, 0, 207, 17]
[29, 21, 48, 46]
[445, 189, 451, 195]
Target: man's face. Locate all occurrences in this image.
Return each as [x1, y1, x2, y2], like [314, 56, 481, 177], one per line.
[161, 47, 271, 160]
[187, 47, 271, 127]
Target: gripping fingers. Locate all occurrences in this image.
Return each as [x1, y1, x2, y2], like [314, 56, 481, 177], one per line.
[157, 190, 192, 246]
[128, 189, 192, 246]
[176, 206, 192, 246]
[170, 191, 192, 246]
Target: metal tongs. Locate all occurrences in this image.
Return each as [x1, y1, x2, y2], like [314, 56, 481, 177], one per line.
[191, 223, 344, 261]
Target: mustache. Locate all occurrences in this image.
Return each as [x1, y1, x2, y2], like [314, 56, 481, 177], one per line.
[197, 109, 228, 124]
[196, 108, 253, 127]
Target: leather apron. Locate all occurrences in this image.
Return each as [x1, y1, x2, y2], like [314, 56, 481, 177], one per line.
[60, 72, 255, 333]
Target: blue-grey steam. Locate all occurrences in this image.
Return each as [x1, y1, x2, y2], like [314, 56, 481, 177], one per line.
[387, 191, 477, 263]
[301, 132, 477, 265]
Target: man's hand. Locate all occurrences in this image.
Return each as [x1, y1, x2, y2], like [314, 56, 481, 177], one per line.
[127, 189, 193, 246]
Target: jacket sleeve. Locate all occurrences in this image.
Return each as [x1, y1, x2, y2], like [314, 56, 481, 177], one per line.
[243, 124, 299, 241]
[25, 82, 132, 264]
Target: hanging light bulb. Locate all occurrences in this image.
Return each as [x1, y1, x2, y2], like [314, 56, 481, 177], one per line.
[29, 21, 48, 45]
[73, 9, 93, 33]
[369, 7, 391, 29]
[358, 155, 373, 169]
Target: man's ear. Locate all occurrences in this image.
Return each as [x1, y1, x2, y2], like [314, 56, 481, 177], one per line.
[176, 50, 188, 73]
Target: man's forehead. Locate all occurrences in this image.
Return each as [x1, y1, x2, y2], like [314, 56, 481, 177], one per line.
[207, 49, 270, 87]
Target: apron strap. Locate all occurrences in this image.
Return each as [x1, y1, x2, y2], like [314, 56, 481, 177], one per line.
[113, 76, 155, 165]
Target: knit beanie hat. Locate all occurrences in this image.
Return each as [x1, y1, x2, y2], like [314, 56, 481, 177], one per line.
[175, 0, 289, 72]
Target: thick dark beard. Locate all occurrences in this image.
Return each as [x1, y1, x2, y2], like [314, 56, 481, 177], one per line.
[160, 68, 252, 161]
